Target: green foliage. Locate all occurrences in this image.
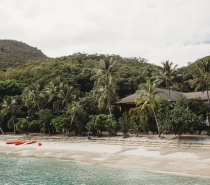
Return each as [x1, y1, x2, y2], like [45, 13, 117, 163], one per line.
[119, 112, 130, 134]
[103, 115, 118, 136]
[7, 117, 16, 130]
[16, 119, 29, 133]
[0, 80, 25, 101]
[81, 91, 100, 115]
[28, 120, 41, 132]
[136, 80, 162, 135]
[86, 114, 117, 136]
[22, 83, 47, 114]
[0, 113, 3, 127]
[66, 101, 84, 128]
[159, 106, 203, 138]
[129, 108, 149, 135]
[38, 109, 53, 134]
[1, 40, 210, 136]
[1, 96, 20, 134]
[155, 60, 181, 95]
[0, 40, 47, 70]
[207, 127, 210, 136]
[176, 96, 208, 118]
[189, 57, 210, 109]
[91, 57, 118, 115]
[50, 116, 69, 133]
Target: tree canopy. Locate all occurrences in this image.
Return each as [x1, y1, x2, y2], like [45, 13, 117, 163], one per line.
[0, 40, 210, 137]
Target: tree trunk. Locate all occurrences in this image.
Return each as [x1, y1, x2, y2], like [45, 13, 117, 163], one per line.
[12, 116, 16, 134]
[206, 84, 210, 111]
[107, 95, 112, 116]
[14, 124, 16, 134]
[152, 108, 161, 137]
[0, 127, 4, 135]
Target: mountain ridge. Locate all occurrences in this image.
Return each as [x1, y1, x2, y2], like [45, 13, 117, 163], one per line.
[0, 39, 47, 70]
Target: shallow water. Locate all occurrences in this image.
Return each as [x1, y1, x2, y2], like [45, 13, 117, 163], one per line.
[0, 155, 209, 185]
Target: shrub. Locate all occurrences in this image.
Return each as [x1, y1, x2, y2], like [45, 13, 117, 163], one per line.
[159, 106, 203, 138]
[119, 112, 129, 135]
[86, 114, 118, 136]
[16, 118, 29, 133]
[28, 120, 41, 132]
[50, 116, 69, 133]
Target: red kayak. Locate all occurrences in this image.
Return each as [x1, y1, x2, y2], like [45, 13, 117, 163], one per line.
[26, 140, 36, 144]
[6, 141, 22, 144]
[15, 141, 25, 145]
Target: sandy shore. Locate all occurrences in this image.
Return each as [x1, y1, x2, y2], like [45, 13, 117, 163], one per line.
[1, 134, 210, 178]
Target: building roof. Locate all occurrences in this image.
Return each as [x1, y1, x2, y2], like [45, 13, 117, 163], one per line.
[184, 91, 208, 100]
[117, 89, 209, 105]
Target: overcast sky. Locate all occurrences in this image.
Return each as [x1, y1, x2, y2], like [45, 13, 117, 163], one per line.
[1, 0, 210, 67]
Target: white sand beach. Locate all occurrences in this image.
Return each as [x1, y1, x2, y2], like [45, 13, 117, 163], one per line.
[1, 134, 210, 178]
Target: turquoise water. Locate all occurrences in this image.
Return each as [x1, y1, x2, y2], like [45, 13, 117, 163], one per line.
[0, 155, 209, 185]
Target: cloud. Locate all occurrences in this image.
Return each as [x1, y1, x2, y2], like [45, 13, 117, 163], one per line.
[0, 0, 210, 67]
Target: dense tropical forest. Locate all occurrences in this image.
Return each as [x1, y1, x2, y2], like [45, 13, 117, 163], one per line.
[0, 39, 210, 138]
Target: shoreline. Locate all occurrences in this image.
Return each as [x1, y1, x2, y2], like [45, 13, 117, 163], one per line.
[1, 134, 210, 178]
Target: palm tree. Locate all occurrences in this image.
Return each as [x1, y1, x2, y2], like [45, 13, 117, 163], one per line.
[155, 60, 180, 96]
[59, 83, 76, 111]
[91, 57, 118, 115]
[190, 57, 210, 109]
[44, 81, 61, 114]
[0, 113, 4, 134]
[66, 101, 83, 131]
[136, 80, 161, 136]
[22, 83, 47, 114]
[1, 96, 19, 134]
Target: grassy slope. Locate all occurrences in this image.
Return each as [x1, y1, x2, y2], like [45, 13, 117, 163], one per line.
[0, 40, 47, 70]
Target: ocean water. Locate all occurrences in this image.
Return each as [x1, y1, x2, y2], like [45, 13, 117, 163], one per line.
[0, 155, 209, 185]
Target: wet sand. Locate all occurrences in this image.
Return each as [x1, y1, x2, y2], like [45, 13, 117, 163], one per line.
[1, 134, 210, 178]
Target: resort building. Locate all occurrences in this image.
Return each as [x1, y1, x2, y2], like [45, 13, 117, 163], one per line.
[116, 89, 209, 113]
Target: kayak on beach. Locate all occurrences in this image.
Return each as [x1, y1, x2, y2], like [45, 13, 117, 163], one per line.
[15, 141, 25, 145]
[6, 141, 23, 145]
[6, 140, 37, 145]
[26, 140, 36, 144]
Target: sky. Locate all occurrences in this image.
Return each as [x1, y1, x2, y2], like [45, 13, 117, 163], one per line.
[1, 0, 210, 67]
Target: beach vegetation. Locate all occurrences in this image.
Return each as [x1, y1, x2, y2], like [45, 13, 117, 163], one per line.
[16, 118, 29, 133]
[136, 80, 162, 136]
[0, 40, 210, 138]
[159, 103, 204, 138]
[119, 112, 130, 135]
[155, 60, 181, 96]
[1, 96, 20, 134]
[91, 57, 118, 115]
[50, 116, 69, 134]
[190, 57, 210, 110]
[38, 108, 53, 134]
[129, 107, 149, 136]
[28, 120, 41, 133]
[86, 114, 117, 136]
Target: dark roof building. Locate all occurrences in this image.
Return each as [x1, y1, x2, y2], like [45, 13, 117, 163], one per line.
[117, 89, 209, 105]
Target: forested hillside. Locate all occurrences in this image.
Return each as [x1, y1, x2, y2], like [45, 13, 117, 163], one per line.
[0, 40, 210, 137]
[0, 40, 47, 70]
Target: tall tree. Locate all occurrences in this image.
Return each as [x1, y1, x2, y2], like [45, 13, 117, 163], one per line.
[66, 101, 84, 132]
[22, 83, 47, 115]
[155, 60, 180, 96]
[136, 80, 162, 136]
[190, 58, 210, 110]
[44, 81, 62, 114]
[91, 57, 118, 115]
[0, 113, 4, 134]
[59, 83, 76, 112]
[1, 96, 19, 134]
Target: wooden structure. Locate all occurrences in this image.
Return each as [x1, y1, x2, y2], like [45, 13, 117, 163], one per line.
[116, 89, 209, 112]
